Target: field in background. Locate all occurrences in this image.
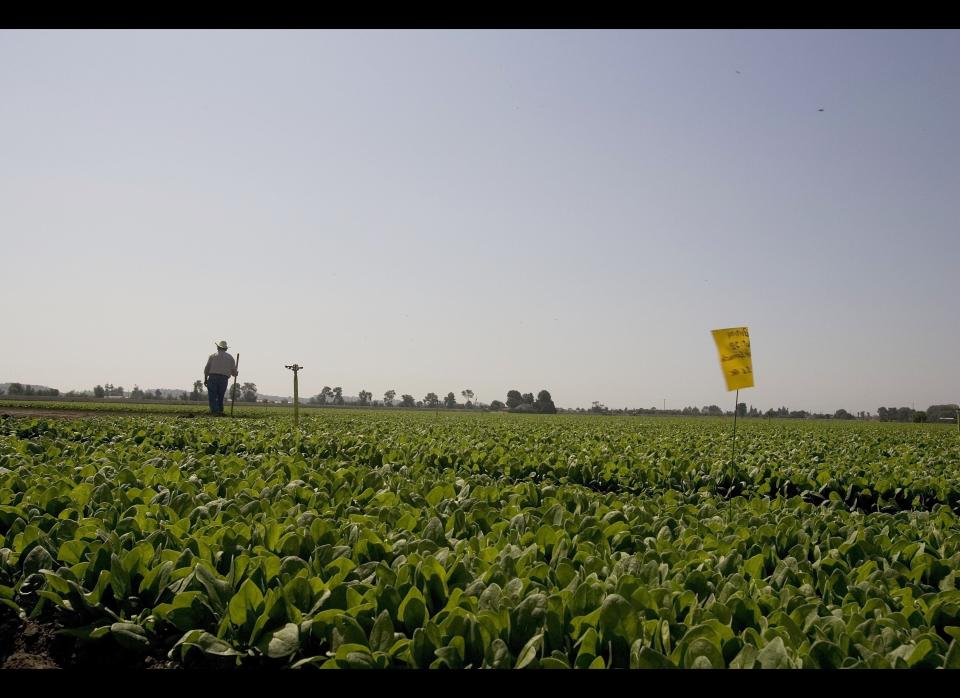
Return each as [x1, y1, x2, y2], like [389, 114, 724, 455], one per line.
[0, 399, 543, 418]
[0, 398, 385, 418]
[1, 410, 959, 668]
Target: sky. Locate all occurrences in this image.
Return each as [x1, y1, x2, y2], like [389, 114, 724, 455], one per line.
[1, 29, 958, 413]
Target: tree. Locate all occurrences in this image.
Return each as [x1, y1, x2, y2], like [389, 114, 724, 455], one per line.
[913, 411, 927, 423]
[926, 404, 960, 423]
[704, 405, 723, 416]
[7, 383, 24, 395]
[834, 408, 854, 420]
[424, 392, 439, 408]
[312, 386, 332, 405]
[241, 382, 257, 402]
[191, 380, 205, 401]
[93, 385, 105, 398]
[154, 389, 163, 399]
[358, 389, 372, 406]
[384, 390, 396, 406]
[736, 403, 747, 418]
[534, 389, 557, 414]
[489, 400, 505, 410]
[180, 392, 189, 401]
[444, 392, 457, 409]
[332, 387, 344, 405]
[400, 394, 415, 408]
[461, 389, 474, 405]
[130, 386, 144, 400]
[521, 392, 535, 406]
[506, 390, 523, 409]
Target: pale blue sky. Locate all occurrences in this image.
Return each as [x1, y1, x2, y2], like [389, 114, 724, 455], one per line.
[2, 30, 958, 412]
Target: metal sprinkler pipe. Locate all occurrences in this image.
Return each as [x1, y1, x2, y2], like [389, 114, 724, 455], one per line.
[284, 364, 303, 430]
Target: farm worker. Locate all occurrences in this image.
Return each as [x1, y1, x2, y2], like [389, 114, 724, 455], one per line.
[203, 340, 238, 416]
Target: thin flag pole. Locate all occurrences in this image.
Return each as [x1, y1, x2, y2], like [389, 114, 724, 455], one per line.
[731, 388, 739, 466]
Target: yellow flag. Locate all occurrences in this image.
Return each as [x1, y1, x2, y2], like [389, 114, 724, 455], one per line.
[711, 327, 754, 391]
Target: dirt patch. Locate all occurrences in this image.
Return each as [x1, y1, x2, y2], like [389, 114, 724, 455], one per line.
[0, 615, 67, 669]
[0, 609, 179, 670]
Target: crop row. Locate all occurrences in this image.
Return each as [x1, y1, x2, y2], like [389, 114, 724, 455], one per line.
[1, 413, 959, 668]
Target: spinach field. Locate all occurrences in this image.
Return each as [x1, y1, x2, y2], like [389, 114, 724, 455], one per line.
[2, 411, 959, 668]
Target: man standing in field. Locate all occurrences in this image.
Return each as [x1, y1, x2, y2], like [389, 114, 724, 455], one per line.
[203, 341, 238, 416]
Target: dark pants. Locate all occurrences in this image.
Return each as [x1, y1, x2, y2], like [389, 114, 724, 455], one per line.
[207, 374, 229, 414]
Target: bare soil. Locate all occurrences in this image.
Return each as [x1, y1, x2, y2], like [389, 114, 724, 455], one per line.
[0, 608, 178, 669]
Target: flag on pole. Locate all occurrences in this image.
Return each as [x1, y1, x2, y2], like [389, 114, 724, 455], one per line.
[711, 327, 754, 391]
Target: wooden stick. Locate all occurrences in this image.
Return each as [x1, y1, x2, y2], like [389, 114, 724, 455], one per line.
[230, 353, 240, 418]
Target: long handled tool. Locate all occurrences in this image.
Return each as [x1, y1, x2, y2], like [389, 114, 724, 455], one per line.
[230, 353, 240, 418]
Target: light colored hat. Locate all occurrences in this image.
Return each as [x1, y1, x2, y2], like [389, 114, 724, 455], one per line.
[216, 340, 228, 350]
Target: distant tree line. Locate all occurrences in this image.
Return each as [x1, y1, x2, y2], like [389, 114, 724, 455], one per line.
[571, 404, 874, 420]
[9, 381, 260, 404]
[565, 403, 958, 423]
[578, 403, 733, 417]
[2, 383, 60, 397]
[878, 404, 959, 423]
[303, 386, 557, 413]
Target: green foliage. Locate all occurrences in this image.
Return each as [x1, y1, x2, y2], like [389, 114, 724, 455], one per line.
[1, 412, 959, 668]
